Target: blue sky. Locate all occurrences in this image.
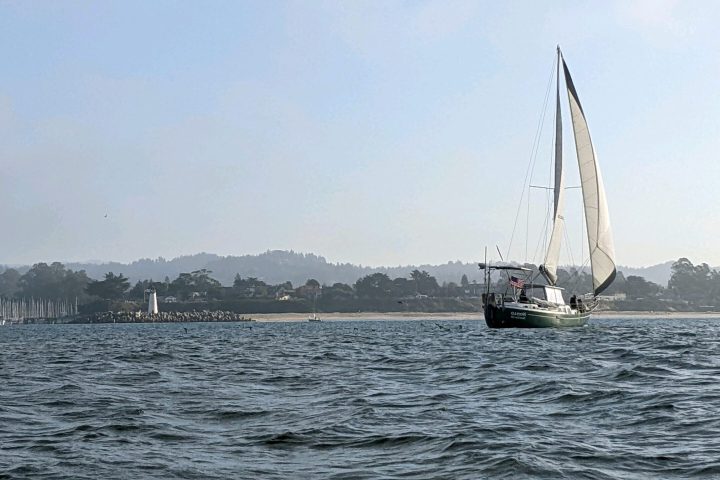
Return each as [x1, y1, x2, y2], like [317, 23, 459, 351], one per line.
[1, 0, 719, 268]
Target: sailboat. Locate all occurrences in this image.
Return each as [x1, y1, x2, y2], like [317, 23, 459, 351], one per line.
[480, 47, 616, 328]
[308, 294, 321, 322]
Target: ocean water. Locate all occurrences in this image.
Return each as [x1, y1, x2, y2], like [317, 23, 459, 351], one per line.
[1, 317, 720, 479]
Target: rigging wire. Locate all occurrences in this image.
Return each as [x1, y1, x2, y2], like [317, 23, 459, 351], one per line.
[524, 58, 556, 263]
[563, 257, 591, 294]
[531, 204, 551, 266]
[529, 53, 560, 268]
[539, 92, 557, 266]
[563, 220, 577, 269]
[530, 62, 560, 268]
[506, 56, 557, 262]
[580, 191, 585, 269]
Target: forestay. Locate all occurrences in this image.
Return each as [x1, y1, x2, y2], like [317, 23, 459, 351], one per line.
[540, 51, 565, 286]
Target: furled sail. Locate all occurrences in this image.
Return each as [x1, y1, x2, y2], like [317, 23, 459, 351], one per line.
[540, 52, 565, 286]
[562, 55, 616, 295]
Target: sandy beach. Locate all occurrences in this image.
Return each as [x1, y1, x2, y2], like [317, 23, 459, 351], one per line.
[247, 312, 481, 322]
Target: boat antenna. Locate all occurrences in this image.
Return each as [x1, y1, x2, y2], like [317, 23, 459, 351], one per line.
[495, 245, 515, 286]
[484, 246, 490, 298]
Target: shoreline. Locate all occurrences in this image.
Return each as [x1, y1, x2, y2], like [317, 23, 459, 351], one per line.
[242, 311, 720, 322]
[5, 310, 720, 326]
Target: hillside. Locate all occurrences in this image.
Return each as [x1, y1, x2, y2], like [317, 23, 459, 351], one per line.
[60, 251, 490, 286]
[616, 261, 674, 286]
[4, 251, 678, 287]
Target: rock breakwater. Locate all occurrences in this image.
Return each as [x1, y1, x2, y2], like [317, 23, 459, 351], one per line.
[71, 310, 255, 324]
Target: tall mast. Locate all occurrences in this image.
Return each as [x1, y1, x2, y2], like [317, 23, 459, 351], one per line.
[553, 46, 563, 217]
[539, 46, 566, 286]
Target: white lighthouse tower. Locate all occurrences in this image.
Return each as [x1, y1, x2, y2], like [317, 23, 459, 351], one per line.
[146, 289, 159, 316]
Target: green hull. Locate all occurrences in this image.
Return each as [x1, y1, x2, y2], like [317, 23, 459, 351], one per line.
[484, 305, 589, 328]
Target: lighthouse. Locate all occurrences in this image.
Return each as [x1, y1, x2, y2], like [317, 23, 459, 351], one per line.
[146, 289, 159, 315]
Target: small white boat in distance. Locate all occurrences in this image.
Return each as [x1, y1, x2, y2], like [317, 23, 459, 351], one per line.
[308, 313, 321, 322]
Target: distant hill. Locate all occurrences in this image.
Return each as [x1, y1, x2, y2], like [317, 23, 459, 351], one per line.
[56, 250, 482, 286]
[616, 261, 674, 286]
[57, 251, 489, 286]
[3, 251, 679, 288]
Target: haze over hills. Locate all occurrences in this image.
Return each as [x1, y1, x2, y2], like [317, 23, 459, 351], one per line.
[615, 261, 675, 287]
[1, 251, 680, 287]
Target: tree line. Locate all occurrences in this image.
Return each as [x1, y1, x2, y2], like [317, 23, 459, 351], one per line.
[0, 258, 717, 313]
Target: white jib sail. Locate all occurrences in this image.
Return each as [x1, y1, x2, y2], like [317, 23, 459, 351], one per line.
[541, 56, 565, 286]
[562, 57, 616, 295]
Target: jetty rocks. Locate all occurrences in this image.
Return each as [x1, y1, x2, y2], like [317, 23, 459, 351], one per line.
[73, 310, 255, 324]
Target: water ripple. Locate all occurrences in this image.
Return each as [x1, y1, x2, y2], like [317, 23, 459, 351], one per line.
[1, 317, 720, 478]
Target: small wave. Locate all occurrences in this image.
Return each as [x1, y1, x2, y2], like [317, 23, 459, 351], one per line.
[110, 371, 162, 384]
[57, 383, 82, 391]
[259, 431, 308, 446]
[41, 399, 77, 407]
[442, 439, 479, 452]
[639, 402, 676, 411]
[655, 343, 694, 351]
[311, 352, 343, 361]
[520, 363, 553, 371]
[27, 444, 61, 453]
[613, 368, 642, 380]
[113, 351, 174, 362]
[149, 432, 195, 442]
[262, 375, 304, 384]
[349, 433, 439, 448]
[689, 463, 720, 476]
[210, 409, 270, 420]
[101, 423, 147, 433]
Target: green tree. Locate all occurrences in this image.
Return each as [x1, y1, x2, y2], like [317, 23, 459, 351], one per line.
[128, 279, 168, 300]
[624, 275, 661, 300]
[19, 262, 90, 300]
[270, 281, 293, 298]
[169, 269, 222, 300]
[355, 273, 394, 298]
[0, 268, 21, 297]
[392, 277, 415, 297]
[668, 258, 711, 305]
[86, 272, 130, 300]
[443, 281, 460, 297]
[233, 275, 268, 297]
[410, 270, 440, 296]
[233, 275, 267, 289]
[321, 282, 354, 302]
[295, 278, 321, 299]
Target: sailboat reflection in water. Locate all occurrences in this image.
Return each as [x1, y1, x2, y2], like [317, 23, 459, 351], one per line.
[481, 47, 616, 328]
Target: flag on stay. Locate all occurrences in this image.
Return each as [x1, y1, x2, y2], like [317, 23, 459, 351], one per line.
[509, 276, 525, 288]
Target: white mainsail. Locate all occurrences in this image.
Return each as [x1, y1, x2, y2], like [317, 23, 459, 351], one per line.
[540, 52, 565, 286]
[562, 56, 616, 295]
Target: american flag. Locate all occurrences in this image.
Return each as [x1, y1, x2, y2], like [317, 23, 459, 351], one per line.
[509, 276, 525, 288]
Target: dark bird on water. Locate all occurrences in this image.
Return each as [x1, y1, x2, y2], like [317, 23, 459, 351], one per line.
[184, 327, 188, 333]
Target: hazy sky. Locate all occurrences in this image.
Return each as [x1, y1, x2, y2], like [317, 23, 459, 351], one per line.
[1, 0, 719, 268]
